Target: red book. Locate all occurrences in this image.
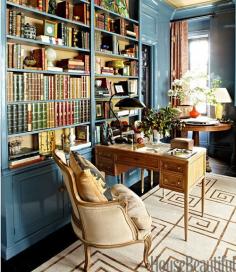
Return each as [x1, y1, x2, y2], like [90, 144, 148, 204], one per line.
[56, 1, 69, 19]
[73, 3, 87, 24]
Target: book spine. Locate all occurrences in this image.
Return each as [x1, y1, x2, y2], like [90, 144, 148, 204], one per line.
[27, 103, 32, 131]
[32, 103, 38, 131]
[12, 104, 18, 134]
[17, 104, 24, 132]
[7, 105, 13, 134]
[23, 103, 28, 132]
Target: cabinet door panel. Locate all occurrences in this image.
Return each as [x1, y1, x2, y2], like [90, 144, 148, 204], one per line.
[13, 166, 63, 242]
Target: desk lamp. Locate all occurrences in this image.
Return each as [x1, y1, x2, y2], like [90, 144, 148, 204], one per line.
[109, 94, 145, 143]
[214, 88, 232, 119]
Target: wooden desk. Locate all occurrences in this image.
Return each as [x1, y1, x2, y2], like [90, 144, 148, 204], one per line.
[183, 123, 232, 171]
[95, 144, 206, 241]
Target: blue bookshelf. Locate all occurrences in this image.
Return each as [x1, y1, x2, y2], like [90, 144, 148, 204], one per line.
[1, 0, 141, 260]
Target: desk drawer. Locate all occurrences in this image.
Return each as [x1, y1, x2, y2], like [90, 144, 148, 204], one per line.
[96, 150, 114, 160]
[162, 161, 184, 173]
[160, 171, 184, 190]
[117, 153, 158, 170]
[96, 158, 115, 175]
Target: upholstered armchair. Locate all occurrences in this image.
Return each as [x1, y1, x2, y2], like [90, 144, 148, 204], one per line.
[53, 150, 152, 271]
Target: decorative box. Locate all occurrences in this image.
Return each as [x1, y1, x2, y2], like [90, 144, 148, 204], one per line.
[170, 138, 194, 151]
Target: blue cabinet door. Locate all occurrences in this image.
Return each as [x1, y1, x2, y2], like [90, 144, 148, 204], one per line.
[12, 165, 64, 242]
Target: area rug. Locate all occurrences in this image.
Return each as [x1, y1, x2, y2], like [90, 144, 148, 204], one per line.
[34, 173, 236, 272]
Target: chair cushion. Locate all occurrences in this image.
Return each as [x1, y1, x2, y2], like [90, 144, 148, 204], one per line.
[111, 184, 152, 230]
[69, 151, 112, 202]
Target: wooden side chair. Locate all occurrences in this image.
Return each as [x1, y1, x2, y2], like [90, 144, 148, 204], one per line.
[53, 150, 152, 271]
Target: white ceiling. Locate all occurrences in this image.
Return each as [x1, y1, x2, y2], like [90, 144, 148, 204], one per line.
[165, 0, 222, 8]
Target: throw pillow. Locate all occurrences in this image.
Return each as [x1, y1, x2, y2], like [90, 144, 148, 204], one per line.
[111, 184, 152, 230]
[69, 151, 112, 202]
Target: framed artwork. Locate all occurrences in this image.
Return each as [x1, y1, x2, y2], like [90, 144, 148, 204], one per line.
[44, 20, 57, 37]
[115, 0, 129, 18]
[114, 84, 124, 94]
[96, 103, 104, 119]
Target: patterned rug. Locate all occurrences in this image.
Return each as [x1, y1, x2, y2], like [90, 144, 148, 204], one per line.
[34, 174, 236, 272]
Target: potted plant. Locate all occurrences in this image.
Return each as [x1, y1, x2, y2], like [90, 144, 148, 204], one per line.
[135, 106, 185, 143]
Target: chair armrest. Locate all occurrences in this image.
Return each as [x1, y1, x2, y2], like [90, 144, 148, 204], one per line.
[78, 201, 138, 245]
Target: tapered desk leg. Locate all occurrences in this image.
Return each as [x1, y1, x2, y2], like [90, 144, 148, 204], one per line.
[141, 169, 144, 193]
[150, 170, 153, 188]
[120, 173, 125, 185]
[184, 191, 189, 241]
[201, 177, 205, 217]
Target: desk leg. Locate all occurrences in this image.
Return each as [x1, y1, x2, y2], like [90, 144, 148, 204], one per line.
[150, 170, 153, 188]
[192, 131, 200, 146]
[201, 177, 205, 217]
[184, 191, 189, 241]
[120, 173, 125, 185]
[141, 169, 144, 194]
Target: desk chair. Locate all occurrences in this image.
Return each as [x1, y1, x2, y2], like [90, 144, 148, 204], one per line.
[53, 150, 152, 271]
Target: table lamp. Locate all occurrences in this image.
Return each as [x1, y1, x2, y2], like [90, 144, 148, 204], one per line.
[109, 94, 145, 143]
[214, 88, 232, 119]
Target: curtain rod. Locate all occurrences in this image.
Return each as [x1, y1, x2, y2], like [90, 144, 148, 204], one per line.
[170, 13, 214, 23]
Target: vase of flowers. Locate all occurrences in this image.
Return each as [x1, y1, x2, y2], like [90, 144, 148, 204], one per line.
[168, 70, 218, 110]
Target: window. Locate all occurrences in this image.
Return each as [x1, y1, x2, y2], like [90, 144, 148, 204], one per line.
[189, 36, 209, 114]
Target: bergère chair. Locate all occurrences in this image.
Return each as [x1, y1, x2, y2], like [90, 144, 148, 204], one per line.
[53, 150, 152, 271]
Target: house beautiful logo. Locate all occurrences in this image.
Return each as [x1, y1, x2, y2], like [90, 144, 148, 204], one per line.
[150, 256, 236, 272]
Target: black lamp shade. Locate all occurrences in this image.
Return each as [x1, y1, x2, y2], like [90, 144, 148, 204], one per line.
[115, 97, 146, 110]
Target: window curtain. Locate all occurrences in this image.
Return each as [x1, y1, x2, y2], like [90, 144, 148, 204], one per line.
[170, 21, 189, 82]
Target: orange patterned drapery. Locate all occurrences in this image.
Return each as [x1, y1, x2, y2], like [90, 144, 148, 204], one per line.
[170, 21, 189, 82]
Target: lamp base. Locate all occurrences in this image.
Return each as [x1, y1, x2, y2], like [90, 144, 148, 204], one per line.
[215, 103, 223, 119]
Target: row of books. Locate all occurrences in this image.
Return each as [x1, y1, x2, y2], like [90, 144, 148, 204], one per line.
[7, 100, 90, 134]
[56, 23, 90, 48]
[8, 0, 90, 25]
[7, 72, 90, 102]
[7, 9, 25, 37]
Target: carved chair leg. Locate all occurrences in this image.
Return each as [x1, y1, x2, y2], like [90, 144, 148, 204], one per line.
[143, 234, 152, 270]
[84, 244, 91, 271]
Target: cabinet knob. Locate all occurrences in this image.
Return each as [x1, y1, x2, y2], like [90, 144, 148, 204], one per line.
[164, 164, 167, 169]
[58, 185, 66, 192]
[164, 178, 168, 182]
[177, 166, 181, 171]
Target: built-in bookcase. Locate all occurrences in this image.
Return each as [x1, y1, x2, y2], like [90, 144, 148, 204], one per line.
[3, 0, 141, 169]
[6, 0, 92, 168]
[1, 0, 141, 259]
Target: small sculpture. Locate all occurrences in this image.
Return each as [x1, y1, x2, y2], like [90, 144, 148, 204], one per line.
[45, 47, 56, 68]
[48, 0, 57, 14]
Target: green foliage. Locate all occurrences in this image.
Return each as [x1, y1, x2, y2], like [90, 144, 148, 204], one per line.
[137, 107, 185, 138]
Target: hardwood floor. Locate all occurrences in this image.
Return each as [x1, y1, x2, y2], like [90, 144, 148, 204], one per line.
[2, 157, 236, 272]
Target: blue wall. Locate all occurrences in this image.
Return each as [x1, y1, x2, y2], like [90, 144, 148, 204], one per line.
[141, 0, 174, 109]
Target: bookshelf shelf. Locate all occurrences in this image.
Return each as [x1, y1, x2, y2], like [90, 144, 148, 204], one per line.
[95, 50, 138, 60]
[95, 28, 138, 42]
[95, 74, 138, 79]
[8, 122, 91, 137]
[7, 68, 90, 76]
[7, 35, 90, 53]
[94, 4, 139, 25]
[7, 2, 90, 29]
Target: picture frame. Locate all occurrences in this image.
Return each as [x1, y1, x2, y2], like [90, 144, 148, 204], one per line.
[96, 103, 104, 119]
[44, 20, 57, 37]
[114, 84, 124, 94]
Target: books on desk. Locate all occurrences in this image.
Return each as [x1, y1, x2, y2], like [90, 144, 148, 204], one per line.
[184, 117, 219, 126]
